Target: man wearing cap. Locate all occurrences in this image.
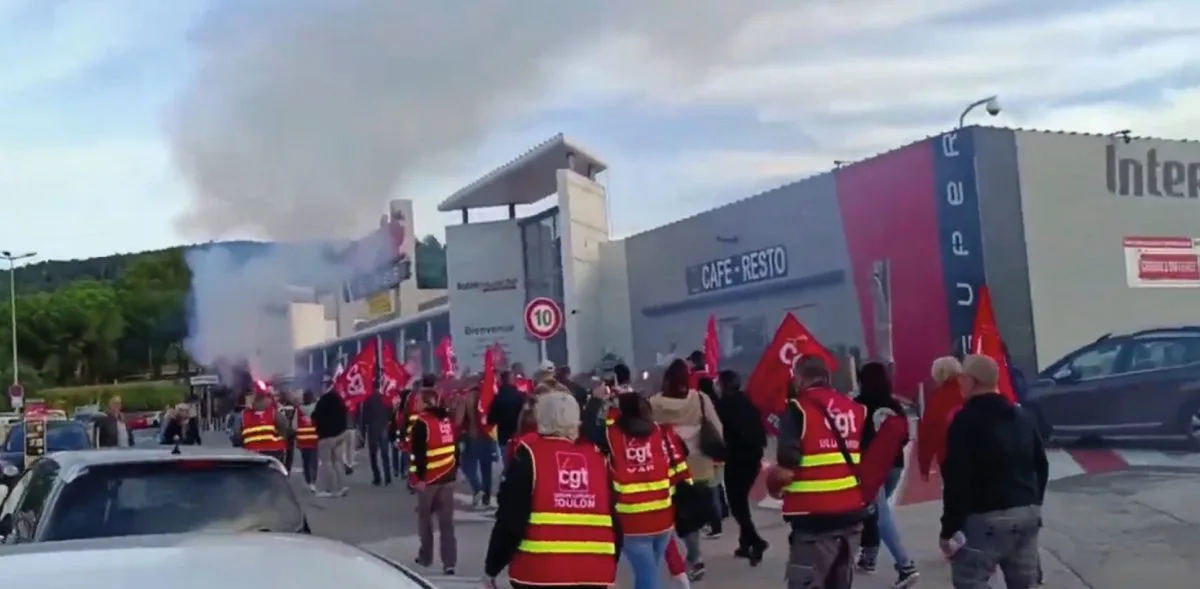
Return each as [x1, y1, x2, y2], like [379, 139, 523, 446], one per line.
[770, 356, 870, 589]
[941, 355, 1047, 588]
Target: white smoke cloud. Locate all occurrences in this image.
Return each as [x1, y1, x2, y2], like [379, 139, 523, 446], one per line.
[165, 0, 806, 374]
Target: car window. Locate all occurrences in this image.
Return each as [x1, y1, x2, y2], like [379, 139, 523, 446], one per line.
[2, 422, 91, 453]
[1064, 342, 1124, 379]
[44, 460, 304, 541]
[0, 468, 35, 522]
[11, 459, 59, 542]
[1127, 338, 1200, 372]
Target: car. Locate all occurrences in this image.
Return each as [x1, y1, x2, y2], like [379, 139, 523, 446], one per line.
[0, 419, 92, 487]
[1026, 326, 1200, 446]
[0, 447, 310, 544]
[0, 533, 473, 589]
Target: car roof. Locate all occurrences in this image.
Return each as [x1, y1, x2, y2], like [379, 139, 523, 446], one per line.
[0, 533, 434, 589]
[48, 446, 279, 470]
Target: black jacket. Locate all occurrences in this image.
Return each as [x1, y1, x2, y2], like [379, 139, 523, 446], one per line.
[579, 397, 609, 447]
[487, 384, 524, 443]
[91, 414, 135, 448]
[160, 417, 202, 445]
[856, 391, 906, 470]
[714, 390, 766, 459]
[940, 393, 1049, 539]
[311, 392, 349, 439]
[358, 392, 390, 437]
[484, 440, 622, 578]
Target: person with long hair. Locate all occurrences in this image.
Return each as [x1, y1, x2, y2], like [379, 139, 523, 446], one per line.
[714, 369, 768, 565]
[854, 362, 919, 586]
[650, 358, 724, 581]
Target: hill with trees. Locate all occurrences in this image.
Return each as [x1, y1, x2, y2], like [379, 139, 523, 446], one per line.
[0, 237, 447, 390]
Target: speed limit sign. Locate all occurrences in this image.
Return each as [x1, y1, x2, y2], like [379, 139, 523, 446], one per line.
[523, 297, 564, 340]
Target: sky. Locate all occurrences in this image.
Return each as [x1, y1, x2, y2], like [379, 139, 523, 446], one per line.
[1, 0, 1199, 263]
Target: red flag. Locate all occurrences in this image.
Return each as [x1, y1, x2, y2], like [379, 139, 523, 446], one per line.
[703, 315, 720, 374]
[333, 339, 378, 408]
[478, 346, 498, 423]
[970, 286, 1016, 403]
[745, 313, 837, 433]
[379, 340, 412, 406]
[435, 336, 457, 378]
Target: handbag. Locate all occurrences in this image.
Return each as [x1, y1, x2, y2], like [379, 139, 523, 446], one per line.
[802, 399, 875, 514]
[697, 393, 727, 461]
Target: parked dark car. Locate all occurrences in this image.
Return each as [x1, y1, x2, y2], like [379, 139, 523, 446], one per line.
[0, 448, 309, 544]
[1026, 327, 1200, 446]
[0, 420, 92, 487]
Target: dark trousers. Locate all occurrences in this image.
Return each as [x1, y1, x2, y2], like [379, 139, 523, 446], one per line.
[725, 455, 765, 549]
[390, 442, 402, 476]
[365, 429, 392, 483]
[299, 447, 318, 485]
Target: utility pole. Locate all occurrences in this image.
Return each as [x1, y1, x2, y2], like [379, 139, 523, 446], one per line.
[1, 250, 37, 385]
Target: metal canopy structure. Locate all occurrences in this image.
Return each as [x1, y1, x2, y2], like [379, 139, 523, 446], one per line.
[436, 133, 607, 212]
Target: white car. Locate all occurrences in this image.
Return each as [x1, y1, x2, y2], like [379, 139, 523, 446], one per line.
[0, 533, 476, 589]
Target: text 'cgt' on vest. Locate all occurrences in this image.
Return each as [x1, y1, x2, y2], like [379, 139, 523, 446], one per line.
[781, 388, 868, 517]
[508, 436, 618, 587]
[606, 424, 680, 536]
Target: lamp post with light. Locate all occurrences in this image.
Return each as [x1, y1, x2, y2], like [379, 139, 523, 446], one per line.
[1, 250, 37, 386]
[958, 95, 1003, 128]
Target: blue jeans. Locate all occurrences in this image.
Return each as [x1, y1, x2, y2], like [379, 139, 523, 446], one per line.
[622, 531, 672, 589]
[876, 467, 911, 567]
[460, 437, 495, 496]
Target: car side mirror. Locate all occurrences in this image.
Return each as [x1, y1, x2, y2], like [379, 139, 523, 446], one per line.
[0, 513, 12, 537]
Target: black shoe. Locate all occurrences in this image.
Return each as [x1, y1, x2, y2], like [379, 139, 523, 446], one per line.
[687, 562, 706, 582]
[482, 493, 491, 507]
[856, 551, 878, 574]
[748, 541, 768, 567]
[414, 557, 432, 568]
[703, 529, 722, 539]
[734, 546, 750, 559]
[442, 566, 456, 575]
[384, 478, 393, 486]
[371, 478, 382, 486]
[893, 562, 919, 588]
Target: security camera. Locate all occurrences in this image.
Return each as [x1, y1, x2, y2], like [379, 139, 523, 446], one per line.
[984, 97, 1002, 116]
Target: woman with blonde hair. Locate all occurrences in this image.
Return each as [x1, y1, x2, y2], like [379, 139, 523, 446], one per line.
[917, 356, 965, 481]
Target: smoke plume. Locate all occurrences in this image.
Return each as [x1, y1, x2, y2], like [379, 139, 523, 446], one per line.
[167, 0, 787, 375]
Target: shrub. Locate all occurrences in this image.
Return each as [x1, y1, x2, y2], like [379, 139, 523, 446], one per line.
[1, 381, 187, 413]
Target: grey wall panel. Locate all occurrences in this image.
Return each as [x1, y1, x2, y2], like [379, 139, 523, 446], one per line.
[974, 127, 1038, 375]
[623, 174, 866, 375]
[1014, 130, 1200, 369]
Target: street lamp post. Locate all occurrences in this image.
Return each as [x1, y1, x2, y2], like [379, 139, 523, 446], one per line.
[1, 250, 37, 386]
[957, 95, 1003, 128]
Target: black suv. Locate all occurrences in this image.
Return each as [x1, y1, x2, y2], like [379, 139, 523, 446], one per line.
[1026, 327, 1200, 446]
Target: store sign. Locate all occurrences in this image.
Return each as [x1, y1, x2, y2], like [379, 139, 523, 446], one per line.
[343, 258, 412, 301]
[1123, 236, 1200, 288]
[365, 291, 395, 317]
[456, 278, 519, 292]
[464, 324, 516, 337]
[685, 246, 788, 295]
[1106, 145, 1200, 199]
[933, 130, 987, 353]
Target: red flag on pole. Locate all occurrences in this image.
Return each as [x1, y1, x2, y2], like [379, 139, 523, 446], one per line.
[435, 336, 457, 378]
[332, 339, 378, 408]
[744, 313, 837, 433]
[970, 286, 1016, 403]
[703, 315, 720, 374]
[379, 340, 412, 406]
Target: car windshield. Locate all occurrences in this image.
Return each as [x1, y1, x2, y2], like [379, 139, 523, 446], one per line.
[3, 421, 90, 453]
[43, 460, 305, 541]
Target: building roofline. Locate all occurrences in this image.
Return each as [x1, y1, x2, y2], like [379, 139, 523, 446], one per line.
[436, 133, 608, 212]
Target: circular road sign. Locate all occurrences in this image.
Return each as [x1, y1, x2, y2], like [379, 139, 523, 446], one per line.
[8, 383, 23, 398]
[524, 297, 564, 340]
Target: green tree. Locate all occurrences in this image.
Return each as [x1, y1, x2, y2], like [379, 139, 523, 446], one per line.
[415, 235, 447, 289]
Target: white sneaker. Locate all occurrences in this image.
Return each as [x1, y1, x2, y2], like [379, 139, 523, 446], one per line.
[337, 487, 350, 497]
[307, 484, 317, 493]
[314, 491, 334, 498]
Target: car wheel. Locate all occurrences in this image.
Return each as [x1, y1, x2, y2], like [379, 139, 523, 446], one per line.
[1182, 400, 1200, 449]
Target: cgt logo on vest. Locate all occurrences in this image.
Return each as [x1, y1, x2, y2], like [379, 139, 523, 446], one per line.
[1106, 145, 1200, 199]
[624, 442, 654, 474]
[554, 451, 596, 509]
[819, 401, 860, 452]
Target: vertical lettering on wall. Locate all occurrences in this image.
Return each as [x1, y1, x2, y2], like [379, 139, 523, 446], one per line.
[932, 130, 987, 355]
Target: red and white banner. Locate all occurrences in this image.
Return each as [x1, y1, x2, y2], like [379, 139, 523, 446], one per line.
[1123, 236, 1200, 288]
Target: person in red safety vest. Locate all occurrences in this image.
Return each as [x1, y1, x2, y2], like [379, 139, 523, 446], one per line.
[236, 389, 290, 462]
[483, 390, 619, 589]
[603, 392, 691, 589]
[767, 356, 871, 589]
[409, 385, 459, 574]
[295, 391, 320, 491]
